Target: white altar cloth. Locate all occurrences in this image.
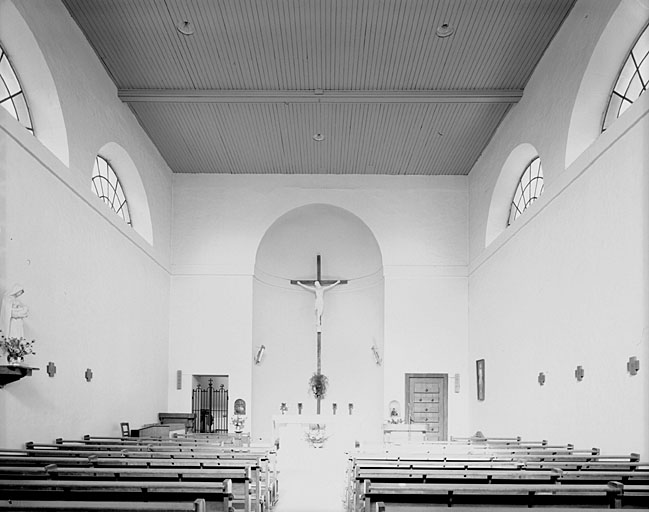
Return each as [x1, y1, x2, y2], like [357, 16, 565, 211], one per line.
[272, 414, 362, 450]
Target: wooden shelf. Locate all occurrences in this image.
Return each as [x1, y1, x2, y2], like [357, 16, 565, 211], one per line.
[0, 364, 39, 388]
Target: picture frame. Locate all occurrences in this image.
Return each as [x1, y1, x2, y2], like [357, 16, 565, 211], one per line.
[476, 359, 485, 401]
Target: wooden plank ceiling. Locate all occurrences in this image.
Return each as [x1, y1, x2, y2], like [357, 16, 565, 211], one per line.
[62, 0, 576, 175]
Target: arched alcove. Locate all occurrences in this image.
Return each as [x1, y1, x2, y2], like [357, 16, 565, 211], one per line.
[0, 0, 69, 166]
[95, 142, 153, 245]
[565, 0, 649, 168]
[251, 204, 384, 444]
[485, 143, 540, 246]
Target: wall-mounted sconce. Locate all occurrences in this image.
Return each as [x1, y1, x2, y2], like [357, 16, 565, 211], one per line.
[254, 345, 266, 365]
[627, 356, 639, 376]
[298, 403, 303, 415]
[574, 365, 584, 382]
[85, 368, 93, 382]
[454, 373, 461, 393]
[371, 344, 382, 366]
[538, 372, 546, 386]
[332, 403, 337, 415]
[348, 402, 354, 415]
[46, 362, 57, 378]
[280, 402, 288, 415]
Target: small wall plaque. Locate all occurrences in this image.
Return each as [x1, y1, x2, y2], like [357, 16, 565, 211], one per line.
[538, 372, 546, 386]
[575, 365, 584, 382]
[627, 356, 640, 376]
[176, 370, 182, 390]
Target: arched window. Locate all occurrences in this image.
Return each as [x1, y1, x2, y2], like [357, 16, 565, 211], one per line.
[508, 157, 544, 226]
[91, 156, 132, 226]
[602, 22, 648, 131]
[0, 43, 33, 133]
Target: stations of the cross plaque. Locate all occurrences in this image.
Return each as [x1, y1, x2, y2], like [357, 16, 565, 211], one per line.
[291, 254, 348, 414]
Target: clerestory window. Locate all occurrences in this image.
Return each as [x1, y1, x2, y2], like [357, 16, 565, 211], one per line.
[91, 155, 132, 226]
[0, 43, 33, 133]
[602, 22, 648, 131]
[508, 156, 544, 226]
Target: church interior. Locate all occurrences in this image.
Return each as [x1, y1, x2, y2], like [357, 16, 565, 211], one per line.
[1, 0, 648, 510]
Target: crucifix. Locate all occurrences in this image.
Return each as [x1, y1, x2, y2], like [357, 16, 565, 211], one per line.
[291, 254, 348, 413]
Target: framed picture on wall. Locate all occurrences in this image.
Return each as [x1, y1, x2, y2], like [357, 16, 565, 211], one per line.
[476, 359, 485, 401]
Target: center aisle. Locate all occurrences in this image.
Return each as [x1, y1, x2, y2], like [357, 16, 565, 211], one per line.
[272, 426, 351, 512]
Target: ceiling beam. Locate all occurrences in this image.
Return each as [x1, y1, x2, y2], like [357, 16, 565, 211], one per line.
[118, 89, 523, 104]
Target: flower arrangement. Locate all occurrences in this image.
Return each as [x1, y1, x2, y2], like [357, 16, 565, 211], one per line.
[305, 423, 328, 448]
[388, 406, 403, 424]
[0, 335, 36, 364]
[309, 372, 328, 399]
[230, 414, 246, 434]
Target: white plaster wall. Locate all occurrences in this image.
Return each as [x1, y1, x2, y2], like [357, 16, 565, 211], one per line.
[170, 175, 469, 439]
[0, 115, 170, 447]
[166, 275, 253, 418]
[470, 0, 621, 255]
[10, 0, 173, 254]
[0, 0, 174, 447]
[468, 0, 649, 455]
[384, 275, 469, 438]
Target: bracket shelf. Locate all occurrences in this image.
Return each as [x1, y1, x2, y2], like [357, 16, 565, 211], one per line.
[0, 365, 39, 388]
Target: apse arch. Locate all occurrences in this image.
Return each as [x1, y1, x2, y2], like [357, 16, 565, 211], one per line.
[0, 0, 69, 165]
[485, 143, 541, 247]
[255, 203, 383, 285]
[251, 203, 385, 444]
[565, 0, 649, 168]
[94, 142, 153, 245]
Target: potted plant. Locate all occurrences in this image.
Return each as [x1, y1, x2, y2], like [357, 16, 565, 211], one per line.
[0, 336, 36, 365]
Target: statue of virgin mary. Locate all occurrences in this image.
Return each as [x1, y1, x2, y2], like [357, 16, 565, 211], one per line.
[1, 284, 29, 339]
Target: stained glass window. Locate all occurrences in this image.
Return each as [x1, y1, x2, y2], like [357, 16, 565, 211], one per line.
[0, 43, 33, 133]
[602, 23, 649, 131]
[508, 157, 544, 226]
[91, 156, 132, 226]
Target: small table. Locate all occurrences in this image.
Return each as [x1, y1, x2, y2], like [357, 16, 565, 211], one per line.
[382, 423, 428, 444]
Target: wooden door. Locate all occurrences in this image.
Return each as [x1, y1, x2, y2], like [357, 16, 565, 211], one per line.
[405, 373, 448, 441]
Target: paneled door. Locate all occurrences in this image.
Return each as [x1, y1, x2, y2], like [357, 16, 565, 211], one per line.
[405, 373, 448, 441]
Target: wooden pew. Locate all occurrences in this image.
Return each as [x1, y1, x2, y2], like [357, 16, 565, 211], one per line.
[361, 479, 622, 509]
[0, 454, 266, 512]
[0, 447, 275, 512]
[0, 499, 207, 511]
[27, 441, 265, 455]
[0, 479, 233, 511]
[611, 482, 649, 508]
[0, 465, 253, 512]
[78, 446, 277, 510]
[349, 466, 563, 512]
[346, 446, 645, 512]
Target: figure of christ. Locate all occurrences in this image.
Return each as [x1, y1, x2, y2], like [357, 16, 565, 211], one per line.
[295, 280, 341, 333]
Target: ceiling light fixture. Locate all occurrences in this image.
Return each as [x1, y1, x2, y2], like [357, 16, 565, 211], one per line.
[436, 22, 455, 38]
[312, 133, 325, 142]
[176, 20, 195, 36]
